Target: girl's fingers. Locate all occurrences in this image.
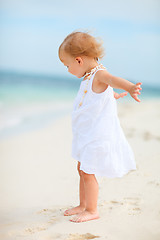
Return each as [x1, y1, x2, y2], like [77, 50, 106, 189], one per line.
[121, 93, 127, 96]
[131, 83, 142, 102]
[133, 94, 141, 102]
[122, 92, 128, 95]
[134, 90, 141, 94]
[136, 86, 142, 90]
[115, 92, 128, 99]
[136, 82, 142, 86]
[135, 97, 140, 102]
[136, 83, 142, 89]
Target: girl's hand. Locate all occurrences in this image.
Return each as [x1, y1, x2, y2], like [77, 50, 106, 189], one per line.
[114, 91, 128, 99]
[129, 82, 142, 102]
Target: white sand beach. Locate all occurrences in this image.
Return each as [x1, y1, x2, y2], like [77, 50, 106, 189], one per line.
[0, 99, 160, 240]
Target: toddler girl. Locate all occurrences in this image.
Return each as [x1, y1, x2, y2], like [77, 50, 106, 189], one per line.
[58, 31, 142, 223]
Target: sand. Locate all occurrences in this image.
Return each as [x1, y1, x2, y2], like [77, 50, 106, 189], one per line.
[0, 99, 160, 240]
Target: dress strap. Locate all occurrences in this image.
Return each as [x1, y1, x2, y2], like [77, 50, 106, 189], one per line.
[89, 67, 107, 83]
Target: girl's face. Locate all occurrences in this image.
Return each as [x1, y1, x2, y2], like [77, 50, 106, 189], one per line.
[60, 51, 85, 78]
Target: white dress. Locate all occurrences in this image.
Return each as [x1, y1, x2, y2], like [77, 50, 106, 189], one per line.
[71, 68, 136, 178]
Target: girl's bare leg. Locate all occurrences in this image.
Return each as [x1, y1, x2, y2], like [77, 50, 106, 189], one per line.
[70, 171, 99, 222]
[64, 162, 86, 216]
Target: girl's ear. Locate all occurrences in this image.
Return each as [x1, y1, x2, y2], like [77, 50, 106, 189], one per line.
[75, 57, 83, 65]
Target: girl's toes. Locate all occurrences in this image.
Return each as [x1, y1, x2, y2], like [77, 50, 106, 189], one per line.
[69, 211, 99, 223]
[64, 210, 69, 216]
[70, 215, 78, 222]
[64, 209, 71, 216]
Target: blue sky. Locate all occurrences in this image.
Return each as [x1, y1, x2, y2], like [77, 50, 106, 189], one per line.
[0, 0, 160, 85]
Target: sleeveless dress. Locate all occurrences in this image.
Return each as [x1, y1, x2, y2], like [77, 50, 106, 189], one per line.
[71, 68, 136, 178]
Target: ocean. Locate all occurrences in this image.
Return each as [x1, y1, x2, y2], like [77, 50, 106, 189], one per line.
[0, 71, 160, 140]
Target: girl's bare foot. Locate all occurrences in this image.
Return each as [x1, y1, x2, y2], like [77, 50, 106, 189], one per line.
[64, 205, 85, 216]
[70, 210, 99, 222]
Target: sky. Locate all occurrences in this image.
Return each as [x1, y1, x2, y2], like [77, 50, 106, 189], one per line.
[0, 0, 160, 85]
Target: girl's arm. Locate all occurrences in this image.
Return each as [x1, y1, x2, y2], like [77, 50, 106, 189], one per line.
[97, 70, 142, 102]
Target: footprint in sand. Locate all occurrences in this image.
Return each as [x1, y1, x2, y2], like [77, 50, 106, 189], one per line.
[147, 180, 160, 187]
[37, 208, 57, 215]
[123, 197, 141, 206]
[123, 197, 142, 215]
[127, 207, 141, 216]
[99, 200, 124, 211]
[98, 200, 124, 215]
[143, 131, 160, 141]
[37, 208, 61, 224]
[22, 208, 61, 236]
[66, 233, 100, 240]
[110, 200, 124, 205]
[25, 225, 47, 234]
[107, 197, 142, 216]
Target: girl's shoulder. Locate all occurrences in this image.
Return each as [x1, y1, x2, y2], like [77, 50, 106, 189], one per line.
[94, 68, 109, 81]
[92, 69, 109, 94]
[94, 68, 112, 86]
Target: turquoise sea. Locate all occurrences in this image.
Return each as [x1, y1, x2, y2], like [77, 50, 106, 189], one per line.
[0, 71, 160, 140]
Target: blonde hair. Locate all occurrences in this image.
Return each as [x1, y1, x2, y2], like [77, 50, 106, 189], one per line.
[58, 30, 105, 61]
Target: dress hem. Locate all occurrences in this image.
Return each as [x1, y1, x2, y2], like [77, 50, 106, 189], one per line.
[80, 166, 137, 178]
[73, 157, 137, 178]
